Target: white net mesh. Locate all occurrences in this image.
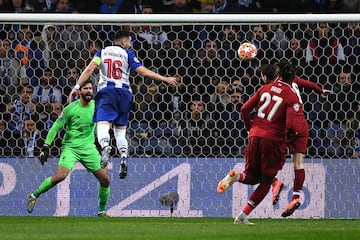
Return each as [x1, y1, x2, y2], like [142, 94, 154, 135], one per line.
[0, 15, 359, 159]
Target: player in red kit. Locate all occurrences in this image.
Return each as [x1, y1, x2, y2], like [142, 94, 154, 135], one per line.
[258, 63, 333, 217]
[217, 61, 303, 225]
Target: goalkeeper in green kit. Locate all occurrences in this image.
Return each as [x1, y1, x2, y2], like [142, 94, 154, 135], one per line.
[26, 80, 111, 217]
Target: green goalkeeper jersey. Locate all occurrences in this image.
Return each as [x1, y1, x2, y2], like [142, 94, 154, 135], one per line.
[45, 99, 96, 149]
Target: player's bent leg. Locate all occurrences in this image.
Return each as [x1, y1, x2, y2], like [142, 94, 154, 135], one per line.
[281, 198, 301, 217]
[217, 169, 239, 194]
[271, 178, 284, 205]
[100, 145, 112, 169]
[26, 193, 37, 214]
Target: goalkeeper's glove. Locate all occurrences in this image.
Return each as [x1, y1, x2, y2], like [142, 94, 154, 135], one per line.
[39, 144, 49, 165]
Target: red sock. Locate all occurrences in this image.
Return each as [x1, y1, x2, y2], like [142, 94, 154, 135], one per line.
[272, 177, 278, 187]
[242, 203, 255, 216]
[238, 172, 245, 182]
[292, 169, 305, 200]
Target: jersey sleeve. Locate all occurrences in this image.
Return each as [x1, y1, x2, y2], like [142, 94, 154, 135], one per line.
[126, 49, 142, 71]
[293, 77, 323, 94]
[44, 106, 69, 145]
[92, 49, 102, 65]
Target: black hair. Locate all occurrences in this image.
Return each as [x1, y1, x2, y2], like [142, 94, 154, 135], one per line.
[258, 64, 276, 81]
[80, 79, 93, 89]
[277, 61, 296, 83]
[114, 30, 132, 41]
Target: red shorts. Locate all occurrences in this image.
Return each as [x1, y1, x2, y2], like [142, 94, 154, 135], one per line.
[286, 135, 308, 154]
[244, 136, 286, 183]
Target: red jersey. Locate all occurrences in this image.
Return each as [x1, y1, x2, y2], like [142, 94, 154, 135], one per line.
[275, 76, 320, 136]
[241, 80, 303, 142]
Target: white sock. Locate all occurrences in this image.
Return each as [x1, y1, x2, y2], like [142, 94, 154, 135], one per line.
[97, 124, 110, 149]
[114, 128, 128, 158]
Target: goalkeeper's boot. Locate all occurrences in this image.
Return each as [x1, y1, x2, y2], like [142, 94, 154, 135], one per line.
[271, 179, 284, 205]
[234, 217, 255, 226]
[26, 193, 37, 214]
[100, 146, 112, 168]
[281, 198, 301, 217]
[119, 157, 128, 179]
[97, 211, 109, 217]
[217, 169, 238, 194]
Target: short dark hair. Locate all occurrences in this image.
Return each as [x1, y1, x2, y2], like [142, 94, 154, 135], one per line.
[114, 30, 132, 41]
[258, 64, 276, 81]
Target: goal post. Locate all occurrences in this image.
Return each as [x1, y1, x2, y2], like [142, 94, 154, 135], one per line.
[1, 13, 360, 24]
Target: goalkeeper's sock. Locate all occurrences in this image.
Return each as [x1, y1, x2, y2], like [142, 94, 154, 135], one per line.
[33, 177, 54, 198]
[98, 186, 110, 212]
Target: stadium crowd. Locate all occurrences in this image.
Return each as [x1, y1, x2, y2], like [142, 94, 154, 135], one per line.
[0, 0, 359, 159]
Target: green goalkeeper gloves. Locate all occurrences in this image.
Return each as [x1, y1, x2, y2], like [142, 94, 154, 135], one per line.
[39, 144, 49, 165]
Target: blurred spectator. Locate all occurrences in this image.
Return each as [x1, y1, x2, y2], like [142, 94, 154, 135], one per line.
[32, 68, 62, 105]
[138, 25, 169, 49]
[323, 115, 346, 157]
[127, 120, 154, 157]
[200, 1, 214, 12]
[151, 119, 181, 157]
[60, 25, 92, 60]
[210, 80, 231, 111]
[218, 25, 243, 59]
[345, 102, 360, 158]
[0, 118, 20, 156]
[118, 0, 153, 14]
[40, 24, 62, 68]
[162, 0, 193, 13]
[247, 24, 276, 61]
[99, 0, 124, 13]
[340, 22, 360, 66]
[2, 0, 27, 13]
[284, 37, 307, 69]
[224, 89, 246, 156]
[77, 38, 102, 71]
[267, 24, 289, 57]
[212, 0, 240, 13]
[61, 66, 80, 98]
[6, 84, 35, 134]
[343, 0, 360, 12]
[18, 118, 43, 157]
[0, 38, 22, 95]
[47, 0, 77, 13]
[305, 23, 345, 66]
[237, 0, 256, 12]
[179, 94, 215, 157]
[13, 25, 46, 84]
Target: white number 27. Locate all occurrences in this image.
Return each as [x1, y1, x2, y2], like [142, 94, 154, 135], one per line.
[257, 92, 283, 121]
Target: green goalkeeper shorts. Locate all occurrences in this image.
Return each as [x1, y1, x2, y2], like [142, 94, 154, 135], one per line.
[58, 147, 101, 173]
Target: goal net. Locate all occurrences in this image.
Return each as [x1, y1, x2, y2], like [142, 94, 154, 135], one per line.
[1, 13, 359, 159]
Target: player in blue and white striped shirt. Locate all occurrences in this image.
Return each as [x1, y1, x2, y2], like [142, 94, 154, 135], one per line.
[68, 30, 179, 179]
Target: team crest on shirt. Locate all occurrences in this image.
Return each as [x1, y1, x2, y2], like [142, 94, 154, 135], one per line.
[134, 57, 140, 63]
[293, 103, 300, 112]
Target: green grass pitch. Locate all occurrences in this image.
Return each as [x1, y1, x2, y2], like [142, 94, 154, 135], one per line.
[0, 217, 359, 240]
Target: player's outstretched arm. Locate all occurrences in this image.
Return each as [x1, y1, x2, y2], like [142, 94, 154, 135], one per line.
[135, 66, 180, 87]
[67, 61, 98, 103]
[321, 89, 334, 98]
